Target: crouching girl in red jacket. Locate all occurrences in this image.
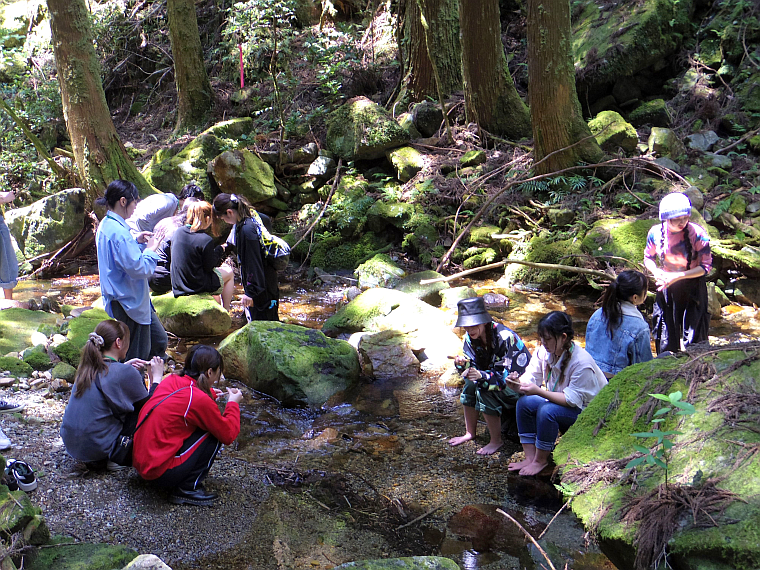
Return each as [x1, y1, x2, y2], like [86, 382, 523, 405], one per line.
[133, 345, 242, 506]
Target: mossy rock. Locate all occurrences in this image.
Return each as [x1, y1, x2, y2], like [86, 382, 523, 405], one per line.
[393, 271, 450, 307]
[51, 362, 76, 382]
[685, 167, 718, 193]
[648, 127, 687, 159]
[462, 247, 499, 270]
[588, 111, 638, 153]
[0, 485, 42, 535]
[307, 233, 389, 271]
[627, 98, 670, 127]
[516, 235, 586, 289]
[581, 218, 659, 265]
[26, 542, 138, 570]
[354, 254, 406, 289]
[152, 293, 231, 337]
[556, 349, 760, 570]
[366, 201, 418, 233]
[22, 345, 52, 371]
[218, 321, 359, 407]
[711, 243, 760, 273]
[460, 150, 486, 168]
[0, 356, 33, 378]
[439, 286, 478, 309]
[207, 149, 277, 206]
[326, 96, 410, 160]
[334, 557, 460, 569]
[52, 341, 82, 368]
[386, 146, 426, 183]
[142, 133, 223, 196]
[401, 223, 439, 264]
[65, 308, 110, 349]
[0, 309, 58, 355]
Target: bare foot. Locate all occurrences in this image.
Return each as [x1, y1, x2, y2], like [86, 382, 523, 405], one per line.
[519, 460, 549, 476]
[477, 442, 503, 455]
[449, 433, 476, 446]
[507, 459, 531, 471]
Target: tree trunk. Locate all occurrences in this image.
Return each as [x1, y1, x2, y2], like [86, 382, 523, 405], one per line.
[167, 0, 213, 133]
[460, 0, 530, 139]
[47, 0, 155, 199]
[526, 0, 603, 174]
[398, 0, 461, 103]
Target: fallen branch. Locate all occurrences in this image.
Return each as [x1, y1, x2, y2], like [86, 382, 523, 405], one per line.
[713, 126, 760, 155]
[395, 505, 441, 530]
[292, 159, 342, 251]
[421, 259, 614, 284]
[537, 500, 570, 540]
[497, 508, 557, 570]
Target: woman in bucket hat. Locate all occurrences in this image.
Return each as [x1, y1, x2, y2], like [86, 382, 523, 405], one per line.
[449, 297, 532, 455]
[643, 192, 712, 353]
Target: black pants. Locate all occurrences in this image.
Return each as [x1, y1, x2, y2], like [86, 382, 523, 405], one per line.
[152, 429, 221, 491]
[652, 276, 710, 354]
[110, 300, 168, 361]
[245, 300, 279, 322]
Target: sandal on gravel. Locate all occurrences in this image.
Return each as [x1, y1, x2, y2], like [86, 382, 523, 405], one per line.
[5, 460, 37, 492]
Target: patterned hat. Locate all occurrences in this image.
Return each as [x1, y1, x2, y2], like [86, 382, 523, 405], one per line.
[659, 192, 692, 221]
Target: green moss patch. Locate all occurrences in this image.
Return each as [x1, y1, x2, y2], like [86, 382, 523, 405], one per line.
[26, 542, 138, 570]
[0, 356, 33, 378]
[0, 309, 58, 355]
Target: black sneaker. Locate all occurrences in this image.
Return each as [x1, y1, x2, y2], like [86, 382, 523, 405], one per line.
[0, 401, 24, 414]
[169, 486, 218, 506]
[5, 460, 37, 492]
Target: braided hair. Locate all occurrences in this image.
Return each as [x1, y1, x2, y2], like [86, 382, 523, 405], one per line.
[537, 311, 575, 388]
[659, 221, 693, 270]
[600, 270, 649, 338]
[180, 345, 224, 398]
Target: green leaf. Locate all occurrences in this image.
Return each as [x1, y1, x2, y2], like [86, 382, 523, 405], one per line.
[676, 410, 694, 416]
[645, 455, 655, 465]
[650, 393, 671, 401]
[673, 401, 696, 413]
[651, 418, 665, 423]
[626, 457, 647, 469]
[654, 407, 672, 416]
[631, 432, 656, 438]
[633, 445, 651, 454]
[663, 439, 675, 450]
[660, 430, 683, 437]
[669, 391, 683, 403]
[653, 457, 667, 469]
[655, 449, 664, 458]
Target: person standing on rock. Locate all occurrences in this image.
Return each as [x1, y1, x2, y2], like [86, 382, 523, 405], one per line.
[449, 297, 532, 455]
[133, 345, 242, 506]
[508, 312, 607, 476]
[96, 180, 168, 361]
[644, 192, 712, 354]
[0, 188, 18, 301]
[212, 193, 285, 321]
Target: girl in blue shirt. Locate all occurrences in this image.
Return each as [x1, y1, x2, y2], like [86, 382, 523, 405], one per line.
[585, 270, 653, 377]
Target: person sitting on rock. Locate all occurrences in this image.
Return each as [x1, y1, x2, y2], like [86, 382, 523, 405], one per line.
[508, 311, 607, 476]
[449, 297, 532, 455]
[60, 320, 164, 471]
[126, 183, 205, 237]
[585, 270, 653, 378]
[169, 201, 234, 311]
[149, 187, 204, 295]
[133, 345, 242, 506]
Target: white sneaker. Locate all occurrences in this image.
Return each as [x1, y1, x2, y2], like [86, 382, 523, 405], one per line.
[106, 461, 128, 472]
[0, 428, 11, 450]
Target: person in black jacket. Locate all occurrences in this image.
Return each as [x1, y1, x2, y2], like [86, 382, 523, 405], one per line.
[170, 202, 234, 310]
[212, 193, 280, 321]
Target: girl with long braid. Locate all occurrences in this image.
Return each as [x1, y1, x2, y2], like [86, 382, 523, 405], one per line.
[507, 312, 607, 476]
[585, 270, 653, 377]
[643, 193, 712, 354]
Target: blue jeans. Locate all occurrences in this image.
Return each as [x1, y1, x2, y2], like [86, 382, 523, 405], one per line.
[517, 395, 581, 451]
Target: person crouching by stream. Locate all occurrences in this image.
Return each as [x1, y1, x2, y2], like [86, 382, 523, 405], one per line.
[95, 180, 168, 361]
[133, 345, 242, 506]
[507, 312, 607, 476]
[449, 297, 532, 455]
[60, 320, 164, 471]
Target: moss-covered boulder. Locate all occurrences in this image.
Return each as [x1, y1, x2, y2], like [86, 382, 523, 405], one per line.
[355, 254, 406, 289]
[393, 271, 450, 306]
[627, 98, 670, 127]
[581, 218, 660, 265]
[22, 345, 52, 371]
[4, 188, 87, 261]
[556, 348, 760, 570]
[0, 485, 42, 535]
[0, 309, 58, 355]
[326, 96, 410, 161]
[142, 134, 222, 196]
[334, 556, 460, 569]
[51, 362, 76, 382]
[323, 288, 460, 371]
[305, 232, 389, 271]
[152, 293, 231, 337]
[462, 247, 499, 269]
[64, 308, 110, 349]
[439, 286, 477, 309]
[589, 111, 638, 154]
[366, 201, 418, 233]
[207, 149, 277, 206]
[648, 127, 687, 159]
[513, 235, 586, 289]
[26, 542, 139, 570]
[386, 146, 426, 183]
[0, 356, 33, 378]
[218, 321, 359, 407]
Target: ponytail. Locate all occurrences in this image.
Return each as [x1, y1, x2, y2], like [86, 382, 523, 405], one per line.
[212, 193, 252, 222]
[600, 270, 648, 337]
[179, 344, 224, 398]
[73, 320, 130, 397]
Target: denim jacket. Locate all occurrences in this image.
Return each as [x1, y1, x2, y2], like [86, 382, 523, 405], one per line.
[585, 302, 653, 376]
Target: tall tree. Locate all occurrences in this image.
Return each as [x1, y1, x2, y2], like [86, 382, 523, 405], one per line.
[526, 0, 603, 174]
[167, 0, 213, 133]
[47, 0, 155, 198]
[459, 0, 530, 140]
[397, 0, 461, 103]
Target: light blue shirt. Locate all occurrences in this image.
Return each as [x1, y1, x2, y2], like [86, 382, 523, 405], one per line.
[96, 211, 159, 325]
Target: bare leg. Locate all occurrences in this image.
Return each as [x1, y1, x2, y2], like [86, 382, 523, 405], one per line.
[519, 447, 552, 476]
[477, 414, 504, 455]
[449, 405, 478, 446]
[508, 443, 535, 471]
[3, 288, 12, 300]
[219, 264, 234, 311]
